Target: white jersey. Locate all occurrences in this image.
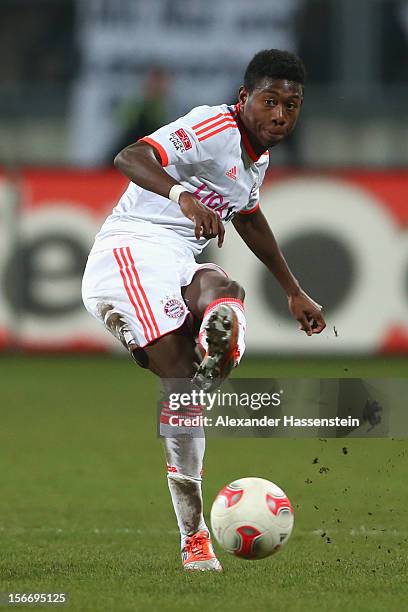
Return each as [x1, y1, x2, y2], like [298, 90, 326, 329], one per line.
[95, 103, 269, 255]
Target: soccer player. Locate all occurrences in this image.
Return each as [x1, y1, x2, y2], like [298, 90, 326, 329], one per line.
[82, 49, 326, 571]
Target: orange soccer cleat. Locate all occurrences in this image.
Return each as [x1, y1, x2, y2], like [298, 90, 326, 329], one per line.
[182, 530, 223, 572]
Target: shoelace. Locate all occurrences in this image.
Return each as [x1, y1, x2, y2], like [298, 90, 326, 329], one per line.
[186, 534, 209, 559]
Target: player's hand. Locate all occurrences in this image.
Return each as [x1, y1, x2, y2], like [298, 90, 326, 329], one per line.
[179, 192, 225, 247]
[288, 290, 326, 336]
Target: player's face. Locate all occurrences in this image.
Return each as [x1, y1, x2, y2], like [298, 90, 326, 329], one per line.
[238, 78, 303, 150]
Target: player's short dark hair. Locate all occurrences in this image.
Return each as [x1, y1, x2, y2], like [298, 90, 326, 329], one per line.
[244, 49, 306, 92]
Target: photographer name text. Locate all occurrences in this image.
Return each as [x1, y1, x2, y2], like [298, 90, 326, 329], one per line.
[166, 415, 360, 428]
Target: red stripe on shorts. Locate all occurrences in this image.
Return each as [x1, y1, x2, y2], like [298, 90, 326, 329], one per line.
[113, 248, 152, 343]
[119, 247, 157, 341]
[124, 247, 160, 338]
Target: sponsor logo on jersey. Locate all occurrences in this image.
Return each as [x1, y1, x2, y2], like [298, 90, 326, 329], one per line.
[164, 297, 186, 319]
[226, 166, 238, 181]
[175, 128, 192, 150]
[193, 182, 236, 222]
[169, 128, 192, 153]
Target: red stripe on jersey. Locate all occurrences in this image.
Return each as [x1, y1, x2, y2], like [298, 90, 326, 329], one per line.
[198, 123, 238, 142]
[113, 248, 151, 343]
[195, 116, 237, 136]
[239, 202, 260, 215]
[192, 112, 232, 131]
[234, 103, 268, 162]
[139, 136, 169, 167]
[124, 247, 161, 338]
[240, 128, 261, 163]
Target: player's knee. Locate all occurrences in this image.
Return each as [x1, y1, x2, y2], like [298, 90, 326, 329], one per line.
[227, 279, 245, 301]
[210, 278, 245, 302]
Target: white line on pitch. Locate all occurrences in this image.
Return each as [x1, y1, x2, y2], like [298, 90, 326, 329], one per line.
[312, 527, 406, 536]
[0, 526, 405, 536]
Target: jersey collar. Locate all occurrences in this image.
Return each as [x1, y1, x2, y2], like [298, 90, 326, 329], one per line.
[234, 103, 268, 163]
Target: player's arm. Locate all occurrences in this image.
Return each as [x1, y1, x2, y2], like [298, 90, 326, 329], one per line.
[232, 208, 325, 335]
[114, 142, 224, 246]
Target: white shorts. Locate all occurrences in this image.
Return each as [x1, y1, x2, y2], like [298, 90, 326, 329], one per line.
[82, 233, 227, 349]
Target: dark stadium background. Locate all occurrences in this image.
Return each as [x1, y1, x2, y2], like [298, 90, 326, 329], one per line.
[0, 1, 407, 611]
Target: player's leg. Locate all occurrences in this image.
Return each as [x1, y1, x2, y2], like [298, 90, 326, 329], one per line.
[140, 330, 221, 571]
[182, 269, 247, 389]
[82, 246, 222, 571]
[90, 304, 220, 570]
[183, 268, 245, 318]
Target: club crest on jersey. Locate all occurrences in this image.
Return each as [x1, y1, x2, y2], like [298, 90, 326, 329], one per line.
[169, 128, 192, 153]
[163, 297, 186, 319]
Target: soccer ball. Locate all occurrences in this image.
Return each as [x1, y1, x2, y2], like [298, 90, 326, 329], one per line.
[210, 477, 294, 559]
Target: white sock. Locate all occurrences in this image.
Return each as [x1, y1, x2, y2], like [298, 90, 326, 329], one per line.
[198, 297, 246, 365]
[161, 410, 208, 549]
[167, 473, 208, 549]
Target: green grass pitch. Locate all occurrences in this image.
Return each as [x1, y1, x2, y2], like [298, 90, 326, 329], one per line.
[0, 355, 407, 611]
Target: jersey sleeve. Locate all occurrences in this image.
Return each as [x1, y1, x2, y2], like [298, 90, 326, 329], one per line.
[239, 186, 260, 215]
[139, 105, 236, 167]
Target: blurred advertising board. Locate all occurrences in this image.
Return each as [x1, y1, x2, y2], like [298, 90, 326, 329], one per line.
[0, 168, 407, 354]
[0, 173, 18, 349]
[1, 169, 127, 351]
